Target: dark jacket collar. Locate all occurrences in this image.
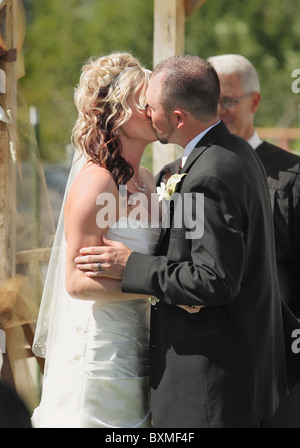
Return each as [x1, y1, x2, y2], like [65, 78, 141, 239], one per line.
[182, 121, 230, 173]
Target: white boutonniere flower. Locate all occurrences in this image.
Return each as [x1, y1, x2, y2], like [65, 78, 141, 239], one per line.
[156, 173, 187, 201]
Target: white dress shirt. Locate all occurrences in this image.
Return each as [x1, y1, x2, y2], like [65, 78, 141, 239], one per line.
[248, 130, 262, 150]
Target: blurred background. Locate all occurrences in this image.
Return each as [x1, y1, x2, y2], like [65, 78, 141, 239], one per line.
[21, 0, 300, 160]
[18, 0, 300, 222]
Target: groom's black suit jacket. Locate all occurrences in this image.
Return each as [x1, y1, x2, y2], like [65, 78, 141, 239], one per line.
[156, 140, 300, 320]
[122, 121, 300, 428]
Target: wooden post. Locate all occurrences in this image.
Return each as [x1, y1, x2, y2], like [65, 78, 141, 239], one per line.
[0, 0, 17, 282]
[152, 0, 207, 175]
[152, 0, 185, 175]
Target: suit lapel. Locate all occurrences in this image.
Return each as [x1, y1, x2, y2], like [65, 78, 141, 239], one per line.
[156, 121, 230, 251]
[180, 121, 230, 175]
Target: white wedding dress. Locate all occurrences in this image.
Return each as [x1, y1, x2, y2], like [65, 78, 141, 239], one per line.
[32, 217, 160, 428]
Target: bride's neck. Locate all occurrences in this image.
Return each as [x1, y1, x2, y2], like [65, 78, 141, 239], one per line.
[121, 143, 145, 175]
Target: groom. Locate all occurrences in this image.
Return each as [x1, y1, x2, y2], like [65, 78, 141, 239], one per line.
[75, 55, 300, 427]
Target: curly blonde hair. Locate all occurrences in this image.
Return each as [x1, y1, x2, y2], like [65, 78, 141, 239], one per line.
[72, 52, 150, 185]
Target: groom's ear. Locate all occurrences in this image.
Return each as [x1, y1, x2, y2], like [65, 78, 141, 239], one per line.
[172, 109, 186, 129]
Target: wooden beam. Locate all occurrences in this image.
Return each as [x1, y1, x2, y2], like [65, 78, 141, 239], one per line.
[184, 0, 206, 17]
[256, 127, 300, 140]
[152, 0, 208, 174]
[152, 0, 186, 175]
[0, 0, 17, 281]
[15, 247, 52, 265]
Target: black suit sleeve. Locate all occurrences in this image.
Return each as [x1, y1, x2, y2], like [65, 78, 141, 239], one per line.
[122, 173, 245, 307]
[292, 173, 300, 317]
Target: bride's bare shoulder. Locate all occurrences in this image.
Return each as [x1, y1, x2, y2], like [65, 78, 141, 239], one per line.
[65, 162, 118, 217]
[70, 162, 117, 196]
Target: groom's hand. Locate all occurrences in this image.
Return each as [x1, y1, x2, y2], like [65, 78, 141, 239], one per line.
[177, 305, 204, 314]
[75, 235, 133, 280]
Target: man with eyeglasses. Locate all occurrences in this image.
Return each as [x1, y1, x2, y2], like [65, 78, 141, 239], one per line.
[208, 57, 260, 142]
[209, 54, 300, 428]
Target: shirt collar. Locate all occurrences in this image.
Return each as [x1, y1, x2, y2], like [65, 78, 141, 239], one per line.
[181, 120, 221, 168]
[248, 130, 262, 150]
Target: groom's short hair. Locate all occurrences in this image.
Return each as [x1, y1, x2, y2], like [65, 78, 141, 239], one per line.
[153, 55, 220, 123]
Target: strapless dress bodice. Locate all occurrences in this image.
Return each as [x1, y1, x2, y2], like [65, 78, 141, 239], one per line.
[107, 216, 160, 254]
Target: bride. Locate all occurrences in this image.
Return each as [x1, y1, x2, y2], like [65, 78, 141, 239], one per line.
[31, 52, 160, 428]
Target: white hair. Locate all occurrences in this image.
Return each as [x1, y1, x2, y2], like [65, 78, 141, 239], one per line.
[208, 54, 260, 93]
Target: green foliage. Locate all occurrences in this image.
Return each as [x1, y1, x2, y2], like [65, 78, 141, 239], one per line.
[20, 0, 153, 162]
[185, 0, 300, 131]
[20, 0, 300, 162]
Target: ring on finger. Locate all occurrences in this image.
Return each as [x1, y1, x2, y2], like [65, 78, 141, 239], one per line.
[97, 262, 102, 272]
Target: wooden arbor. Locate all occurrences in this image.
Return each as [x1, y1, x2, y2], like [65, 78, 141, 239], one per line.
[0, 0, 45, 408]
[0, 0, 18, 288]
[152, 0, 206, 174]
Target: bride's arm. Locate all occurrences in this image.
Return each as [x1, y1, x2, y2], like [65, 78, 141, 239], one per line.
[64, 164, 149, 303]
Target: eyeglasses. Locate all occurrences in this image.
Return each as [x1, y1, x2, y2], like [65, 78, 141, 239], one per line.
[218, 93, 253, 110]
